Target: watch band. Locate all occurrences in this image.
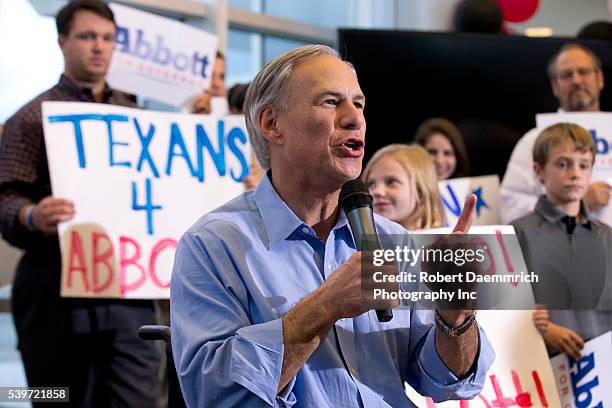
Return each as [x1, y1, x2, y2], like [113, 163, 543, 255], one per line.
[434, 310, 477, 337]
[24, 204, 37, 232]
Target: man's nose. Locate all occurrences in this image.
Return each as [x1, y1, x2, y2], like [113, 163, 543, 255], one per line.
[338, 101, 365, 130]
[93, 36, 104, 51]
[570, 70, 582, 83]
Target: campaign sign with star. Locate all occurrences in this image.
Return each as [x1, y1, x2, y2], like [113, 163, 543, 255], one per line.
[107, 3, 218, 106]
[439, 175, 500, 226]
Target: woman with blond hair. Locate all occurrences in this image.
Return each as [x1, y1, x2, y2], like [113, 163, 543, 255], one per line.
[363, 144, 445, 230]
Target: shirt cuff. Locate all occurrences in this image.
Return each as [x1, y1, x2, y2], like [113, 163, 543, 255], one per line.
[0, 195, 33, 247]
[229, 318, 296, 407]
[417, 324, 495, 402]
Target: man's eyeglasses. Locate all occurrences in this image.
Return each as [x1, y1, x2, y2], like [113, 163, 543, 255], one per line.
[556, 67, 597, 81]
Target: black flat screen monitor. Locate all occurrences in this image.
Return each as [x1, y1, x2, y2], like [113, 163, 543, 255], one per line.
[338, 29, 612, 177]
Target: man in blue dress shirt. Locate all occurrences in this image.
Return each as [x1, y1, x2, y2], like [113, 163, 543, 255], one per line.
[170, 45, 494, 407]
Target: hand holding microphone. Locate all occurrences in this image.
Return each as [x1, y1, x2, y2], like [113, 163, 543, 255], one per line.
[340, 179, 396, 322]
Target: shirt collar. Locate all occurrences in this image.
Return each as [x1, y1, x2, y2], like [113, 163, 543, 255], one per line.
[535, 195, 592, 229]
[253, 172, 352, 249]
[57, 74, 113, 102]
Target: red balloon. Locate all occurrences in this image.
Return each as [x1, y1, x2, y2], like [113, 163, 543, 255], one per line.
[497, 0, 540, 23]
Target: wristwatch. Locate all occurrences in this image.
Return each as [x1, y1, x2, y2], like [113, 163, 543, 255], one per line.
[434, 310, 477, 337]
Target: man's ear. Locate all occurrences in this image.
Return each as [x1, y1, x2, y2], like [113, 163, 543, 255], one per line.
[550, 79, 560, 99]
[533, 161, 545, 184]
[597, 69, 604, 91]
[257, 106, 283, 145]
[58, 35, 66, 50]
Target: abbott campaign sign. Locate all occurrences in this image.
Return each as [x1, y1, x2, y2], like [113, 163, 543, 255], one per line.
[406, 226, 562, 407]
[537, 112, 612, 227]
[407, 311, 562, 408]
[550, 331, 611, 407]
[42, 102, 249, 299]
[108, 3, 217, 106]
[439, 175, 500, 226]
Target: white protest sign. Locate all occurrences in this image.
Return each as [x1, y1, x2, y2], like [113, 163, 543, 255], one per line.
[439, 175, 500, 226]
[550, 331, 612, 408]
[414, 225, 536, 309]
[42, 102, 250, 299]
[537, 112, 612, 227]
[108, 3, 218, 106]
[407, 226, 560, 407]
[406, 310, 562, 408]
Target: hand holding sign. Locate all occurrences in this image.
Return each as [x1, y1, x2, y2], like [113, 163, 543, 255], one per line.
[544, 323, 585, 362]
[26, 196, 75, 234]
[584, 181, 611, 212]
[532, 306, 549, 334]
[192, 90, 213, 114]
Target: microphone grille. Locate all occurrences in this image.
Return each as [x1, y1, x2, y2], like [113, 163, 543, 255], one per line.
[340, 179, 373, 212]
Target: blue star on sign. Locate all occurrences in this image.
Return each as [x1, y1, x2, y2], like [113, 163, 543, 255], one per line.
[472, 187, 489, 216]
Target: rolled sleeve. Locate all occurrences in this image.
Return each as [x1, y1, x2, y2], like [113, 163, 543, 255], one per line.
[417, 324, 495, 402]
[230, 319, 296, 407]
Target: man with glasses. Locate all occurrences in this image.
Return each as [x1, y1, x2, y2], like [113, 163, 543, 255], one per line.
[0, 1, 160, 406]
[501, 43, 609, 223]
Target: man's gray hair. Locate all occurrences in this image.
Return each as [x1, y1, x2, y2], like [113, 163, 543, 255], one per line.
[547, 42, 602, 80]
[244, 44, 353, 170]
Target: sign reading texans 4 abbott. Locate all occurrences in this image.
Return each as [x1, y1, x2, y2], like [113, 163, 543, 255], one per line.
[439, 175, 500, 226]
[42, 102, 250, 299]
[537, 112, 612, 228]
[108, 3, 217, 106]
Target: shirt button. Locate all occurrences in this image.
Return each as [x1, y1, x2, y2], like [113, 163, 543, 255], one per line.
[302, 227, 309, 234]
[328, 263, 333, 270]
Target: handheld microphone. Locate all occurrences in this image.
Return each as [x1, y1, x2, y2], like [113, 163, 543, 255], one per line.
[340, 179, 393, 323]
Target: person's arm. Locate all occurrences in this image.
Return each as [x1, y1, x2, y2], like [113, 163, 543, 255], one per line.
[278, 251, 390, 391]
[406, 310, 494, 402]
[171, 231, 291, 407]
[171, 230, 390, 407]
[532, 307, 549, 334]
[277, 289, 334, 392]
[18, 197, 74, 235]
[434, 312, 479, 377]
[0, 114, 75, 248]
[583, 181, 612, 212]
[0, 115, 44, 248]
[500, 129, 542, 224]
[542, 323, 584, 361]
[404, 195, 494, 401]
[191, 91, 213, 114]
